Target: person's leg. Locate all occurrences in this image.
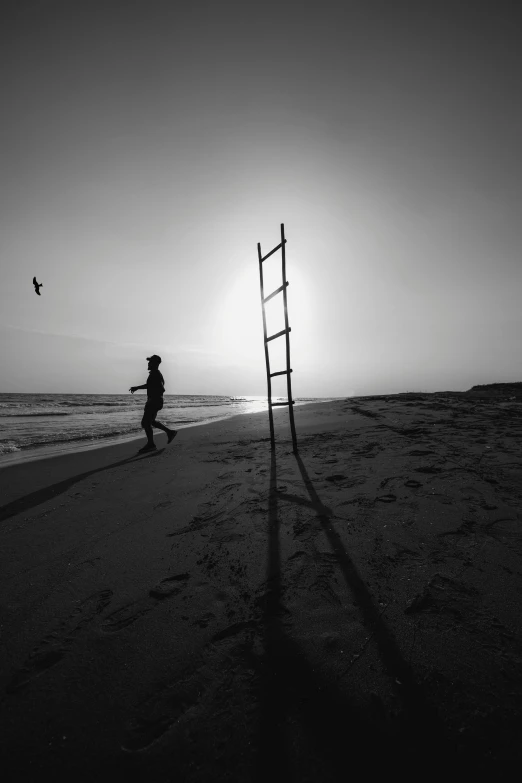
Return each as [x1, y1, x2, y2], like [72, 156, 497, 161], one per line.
[141, 404, 156, 446]
[152, 419, 178, 443]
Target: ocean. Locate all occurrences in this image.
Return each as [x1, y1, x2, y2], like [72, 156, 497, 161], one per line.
[0, 393, 333, 465]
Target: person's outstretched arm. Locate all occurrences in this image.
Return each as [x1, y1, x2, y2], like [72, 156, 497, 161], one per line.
[129, 383, 147, 393]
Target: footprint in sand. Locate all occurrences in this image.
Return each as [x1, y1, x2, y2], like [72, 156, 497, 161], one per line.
[376, 493, 397, 503]
[5, 589, 113, 693]
[121, 621, 257, 752]
[149, 573, 190, 600]
[485, 517, 519, 544]
[153, 500, 172, 511]
[405, 573, 478, 616]
[101, 574, 190, 633]
[193, 611, 216, 629]
[122, 675, 207, 752]
[167, 488, 245, 538]
[214, 532, 244, 543]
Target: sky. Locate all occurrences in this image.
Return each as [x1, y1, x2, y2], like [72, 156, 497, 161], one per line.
[1, 0, 521, 397]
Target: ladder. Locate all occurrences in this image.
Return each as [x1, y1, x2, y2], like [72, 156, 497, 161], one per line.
[257, 223, 298, 453]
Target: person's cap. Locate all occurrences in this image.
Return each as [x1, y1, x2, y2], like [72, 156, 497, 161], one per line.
[146, 354, 162, 365]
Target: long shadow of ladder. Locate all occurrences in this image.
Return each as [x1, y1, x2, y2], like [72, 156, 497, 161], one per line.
[257, 223, 298, 453]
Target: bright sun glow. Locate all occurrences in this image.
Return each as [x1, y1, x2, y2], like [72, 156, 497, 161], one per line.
[214, 261, 311, 370]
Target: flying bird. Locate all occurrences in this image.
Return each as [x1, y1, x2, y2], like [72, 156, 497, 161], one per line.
[33, 277, 43, 295]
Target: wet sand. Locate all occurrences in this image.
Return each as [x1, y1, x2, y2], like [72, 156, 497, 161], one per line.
[1, 393, 521, 779]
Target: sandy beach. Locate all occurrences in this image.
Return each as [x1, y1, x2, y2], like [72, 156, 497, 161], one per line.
[1, 391, 521, 779]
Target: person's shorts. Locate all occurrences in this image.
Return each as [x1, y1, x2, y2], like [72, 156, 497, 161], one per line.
[142, 398, 163, 427]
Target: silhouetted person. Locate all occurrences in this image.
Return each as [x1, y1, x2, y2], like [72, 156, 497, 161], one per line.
[129, 355, 177, 453]
[33, 277, 43, 295]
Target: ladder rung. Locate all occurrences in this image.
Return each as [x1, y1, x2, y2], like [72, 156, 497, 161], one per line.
[263, 281, 289, 304]
[266, 327, 291, 343]
[270, 401, 295, 407]
[270, 369, 292, 377]
[261, 239, 287, 262]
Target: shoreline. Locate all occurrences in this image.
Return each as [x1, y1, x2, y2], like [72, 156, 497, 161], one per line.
[0, 398, 332, 470]
[0, 414, 228, 470]
[1, 394, 521, 775]
[0, 400, 333, 514]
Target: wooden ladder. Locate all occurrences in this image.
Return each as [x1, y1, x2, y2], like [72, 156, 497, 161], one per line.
[257, 223, 298, 453]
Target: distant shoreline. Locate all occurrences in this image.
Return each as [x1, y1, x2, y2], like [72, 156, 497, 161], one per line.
[0, 398, 330, 469]
[1, 384, 521, 469]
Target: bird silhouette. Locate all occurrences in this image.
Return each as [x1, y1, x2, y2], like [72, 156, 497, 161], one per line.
[33, 277, 43, 295]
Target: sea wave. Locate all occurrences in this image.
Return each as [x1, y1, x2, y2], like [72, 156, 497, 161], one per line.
[0, 403, 38, 409]
[0, 393, 333, 463]
[0, 412, 71, 417]
[57, 401, 126, 407]
[0, 441, 22, 455]
[10, 427, 142, 451]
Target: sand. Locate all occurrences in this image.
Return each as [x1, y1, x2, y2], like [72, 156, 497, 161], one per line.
[1, 394, 521, 779]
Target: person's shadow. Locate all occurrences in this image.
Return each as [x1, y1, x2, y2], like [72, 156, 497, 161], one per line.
[255, 447, 451, 780]
[0, 449, 163, 523]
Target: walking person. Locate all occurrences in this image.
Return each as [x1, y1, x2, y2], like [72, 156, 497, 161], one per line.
[129, 355, 177, 453]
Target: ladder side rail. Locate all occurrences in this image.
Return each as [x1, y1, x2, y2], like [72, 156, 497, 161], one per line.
[258, 242, 275, 449]
[280, 223, 298, 452]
